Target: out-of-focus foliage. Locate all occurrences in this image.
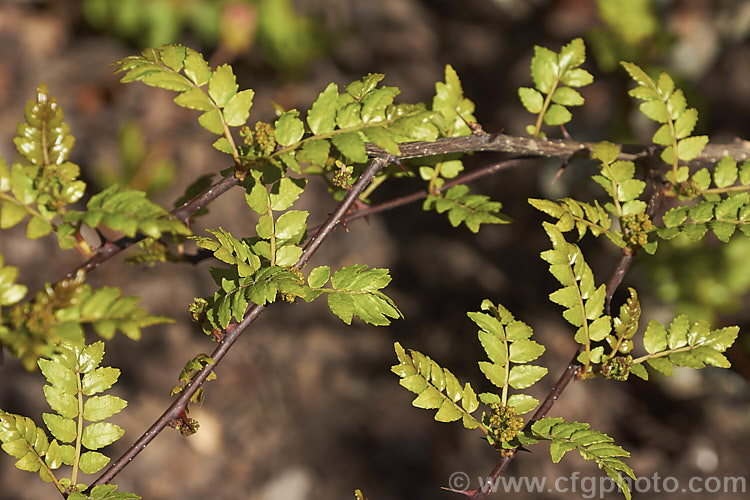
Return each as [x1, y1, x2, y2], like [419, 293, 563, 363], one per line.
[93, 121, 176, 196]
[644, 234, 750, 322]
[588, 0, 662, 71]
[82, 0, 324, 72]
[0, 85, 189, 254]
[83, 0, 221, 49]
[1, 269, 172, 371]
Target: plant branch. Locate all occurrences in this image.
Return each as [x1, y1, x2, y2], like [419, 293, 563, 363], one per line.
[366, 133, 750, 165]
[470, 353, 582, 500]
[60, 132, 748, 282]
[311, 158, 527, 232]
[605, 254, 633, 317]
[297, 156, 391, 267]
[90, 156, 390, 489]
[60, 174, 240, 281]
[605, 159, 666, 315]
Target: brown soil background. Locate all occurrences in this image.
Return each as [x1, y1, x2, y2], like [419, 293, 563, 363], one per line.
[1, 1, 749, 499]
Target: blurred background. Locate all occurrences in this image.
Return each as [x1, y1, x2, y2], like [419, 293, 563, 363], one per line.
[1, 0, 749, 499]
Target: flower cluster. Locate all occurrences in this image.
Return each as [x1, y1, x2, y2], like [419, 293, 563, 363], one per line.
[486, 403, 524, 446]
[600, 355, 633, 381]
[240, 121, 277, 157]
[620, 212, 653, 247]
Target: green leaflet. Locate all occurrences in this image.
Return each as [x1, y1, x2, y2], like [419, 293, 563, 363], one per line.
[223, 89, 255, 127]
[0, 253, 27, 307]
[423, 184, 512, 232]
[622, 62, 708, 174]
[391, 343, 481, 429]
[520, 38, 593, 137]
[193, 228, 261, 277]
[0, 341, 128, 490]
[330, 132, 368, 164]
[307, 83, 338, 135]
[433, 65, 476, 137]
[274, 110, 305, 146]
[0, 270, 172, 371]
[531, 417, 635, 500]
[208, 64, 238, 107]
[530, 142, 653, 252]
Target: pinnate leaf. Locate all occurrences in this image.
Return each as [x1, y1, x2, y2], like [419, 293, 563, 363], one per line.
[532, 417, 634, 499]
[391, 343, 481, 429]
[326, 265, 401, 326]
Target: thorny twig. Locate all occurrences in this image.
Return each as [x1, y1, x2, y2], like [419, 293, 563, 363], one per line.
[90, 156, 391, 489]
[466, 152, 675, 500]
[60, 133, 745, 282]
[469, 353, 582, 500]
[66, 131, 723, 492]
[604, 158, 666, 315]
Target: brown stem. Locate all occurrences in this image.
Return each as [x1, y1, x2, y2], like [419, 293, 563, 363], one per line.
[605, 160, 666, 315]
[60, 133, 746, 282]
[89, 157, 389, 489]
[297, 156, 391, 267]
[60, 175, 240, 281]
[468, 163, 671, 499]
[366, 133, 750, 165]
[605, 254, 633, 317]
[182, 158, 525, 267]
[470, 355, 582, 500]
[313, 158, 527, 231]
